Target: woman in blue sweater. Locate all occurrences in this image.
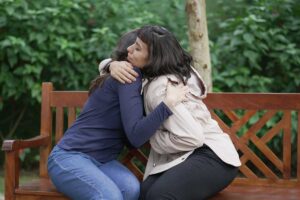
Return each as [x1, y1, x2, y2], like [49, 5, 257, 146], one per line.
[47, 28, 188, 200]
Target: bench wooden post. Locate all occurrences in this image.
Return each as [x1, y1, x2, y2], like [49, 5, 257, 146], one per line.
[40, 83, 53, 178]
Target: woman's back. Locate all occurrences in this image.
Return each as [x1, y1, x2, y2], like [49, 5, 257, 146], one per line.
[58, 75, 135, 162]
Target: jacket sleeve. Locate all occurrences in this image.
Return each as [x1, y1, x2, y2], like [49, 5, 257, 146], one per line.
[145, 78, 205, 154]
[98, 58, 112, 75]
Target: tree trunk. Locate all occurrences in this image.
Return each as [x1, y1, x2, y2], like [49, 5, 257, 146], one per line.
[186, 0, 212, 91]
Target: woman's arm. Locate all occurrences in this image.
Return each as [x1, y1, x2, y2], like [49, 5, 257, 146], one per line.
[118, 72, 188, 148]
[145, 78, 205, 154]
[99, 59, 139, 83]
[98, 58, 112, 74]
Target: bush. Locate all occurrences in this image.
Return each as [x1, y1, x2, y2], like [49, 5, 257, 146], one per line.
[0, 0, 187, 166]
[209, 0, 300, 92]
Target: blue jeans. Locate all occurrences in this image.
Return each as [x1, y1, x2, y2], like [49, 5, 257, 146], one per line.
[48, 146, 140, 200]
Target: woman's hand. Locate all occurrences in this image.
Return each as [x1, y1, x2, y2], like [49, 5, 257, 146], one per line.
[110, 61, 139, 84]
[163, 81, 189, 108]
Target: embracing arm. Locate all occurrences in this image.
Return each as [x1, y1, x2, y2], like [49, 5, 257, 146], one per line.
[145, 79, 205, 154]
[119, 81, 171, 148]
[118, 73, 188, 148]
[99, 59, 139, 83]
[98, 58, 112, 74]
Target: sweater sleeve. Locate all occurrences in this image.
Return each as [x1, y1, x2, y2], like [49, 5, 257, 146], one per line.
[98, 58, 112, 75]
[118, 71, 172, 148]
[145, 78, 205, 154]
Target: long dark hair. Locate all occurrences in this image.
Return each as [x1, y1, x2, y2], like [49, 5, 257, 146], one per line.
[89, 30, 138, 95]
[137, 25, 193, 84]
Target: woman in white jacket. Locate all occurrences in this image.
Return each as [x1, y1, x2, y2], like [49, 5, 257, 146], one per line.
[101, 25, 241, 200]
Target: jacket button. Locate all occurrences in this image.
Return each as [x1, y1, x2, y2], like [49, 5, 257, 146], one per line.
[153, 163, 156, 167]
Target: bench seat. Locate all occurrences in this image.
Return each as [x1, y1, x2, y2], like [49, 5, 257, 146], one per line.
[14, 178, 300, 200]
[211, 185, 300, 200]
[14, 178, 68, 200]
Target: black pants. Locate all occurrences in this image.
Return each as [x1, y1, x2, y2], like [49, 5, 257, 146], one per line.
[139, 145, 239, 200]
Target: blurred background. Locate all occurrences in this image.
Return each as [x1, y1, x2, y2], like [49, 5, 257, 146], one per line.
[0, 0, 299, 195]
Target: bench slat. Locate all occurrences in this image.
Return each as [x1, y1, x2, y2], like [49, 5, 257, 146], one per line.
[283, 110, 292, 178]
[50, 91, 88, 107]
[298, 112, 300, 179]
[67, 107, 76, 128]
[55, 107, 64, 143]
[204, 93, 300, 110]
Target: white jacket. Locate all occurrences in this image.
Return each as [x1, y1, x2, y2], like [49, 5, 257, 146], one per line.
[143, 67, 241, 180]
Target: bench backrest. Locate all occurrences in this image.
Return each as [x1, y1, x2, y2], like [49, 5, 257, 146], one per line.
[39, 83, 88, 178]
[204, 93, 300, 187]
[39, 82, 300, 187]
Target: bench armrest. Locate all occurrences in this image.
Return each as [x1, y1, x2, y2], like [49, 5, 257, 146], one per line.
[2, 135, 50, 152]
[2, 135, 50, 194]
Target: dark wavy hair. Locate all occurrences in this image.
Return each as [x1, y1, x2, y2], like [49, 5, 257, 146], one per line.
[111, 29, 138, 61]
[137, 25, 193, 84]
[89, 30, 138, 95]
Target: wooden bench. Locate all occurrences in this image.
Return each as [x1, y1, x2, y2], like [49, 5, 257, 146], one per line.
[2, 82, 300, 200]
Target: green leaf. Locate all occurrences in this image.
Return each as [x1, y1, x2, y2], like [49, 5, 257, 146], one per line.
[243, 50, 258, 63]
[243, 33, 254, 44]
[0, 15, 7, 27]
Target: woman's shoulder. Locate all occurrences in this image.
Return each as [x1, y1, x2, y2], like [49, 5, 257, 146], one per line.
[146, 75, 170, 88]
[149, 74, 180, 85]
[144, 74, 179, 95]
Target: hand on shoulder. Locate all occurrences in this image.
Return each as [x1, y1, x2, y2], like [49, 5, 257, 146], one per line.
[110, 61, 139, 84]
[163, 81, 189, 108]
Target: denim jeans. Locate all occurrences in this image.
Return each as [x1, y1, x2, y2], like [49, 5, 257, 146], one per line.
[48, 146, 140, 200]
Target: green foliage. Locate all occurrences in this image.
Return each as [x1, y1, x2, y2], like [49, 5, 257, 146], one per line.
[209, 0, 300, 92]
[0, 0, 186, 109]
[0, 0, 187, 166]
